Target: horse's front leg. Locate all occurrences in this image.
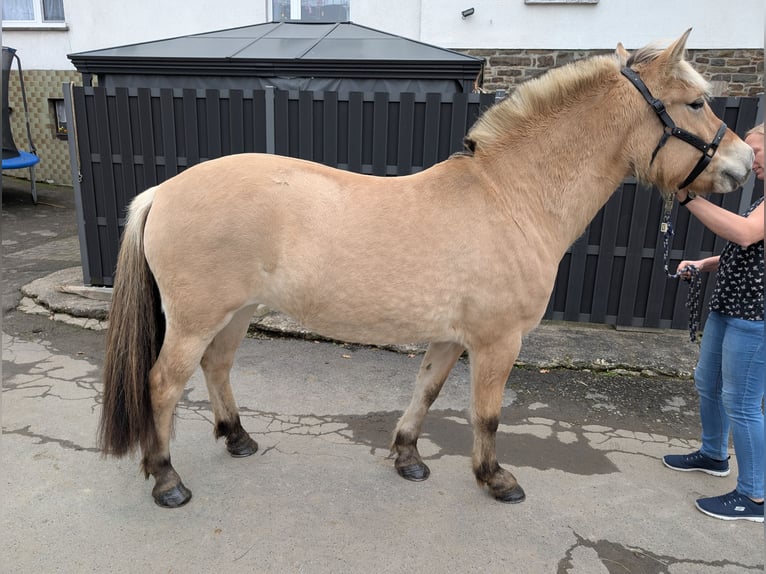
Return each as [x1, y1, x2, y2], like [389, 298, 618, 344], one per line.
[392, 341, 465, 481]
[469, 336, 525, 503]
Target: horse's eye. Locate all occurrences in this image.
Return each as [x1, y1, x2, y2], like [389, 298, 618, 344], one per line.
[688, 99, 705, 110]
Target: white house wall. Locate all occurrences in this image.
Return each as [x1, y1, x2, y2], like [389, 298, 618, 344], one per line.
[2, 0, 763, 70]
[422, 0, 765, 51]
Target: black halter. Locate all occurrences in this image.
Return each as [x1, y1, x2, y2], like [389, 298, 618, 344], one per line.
[621, 67, 727, 190]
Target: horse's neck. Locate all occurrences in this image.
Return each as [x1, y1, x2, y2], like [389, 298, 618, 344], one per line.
[483, 111, 633, 258]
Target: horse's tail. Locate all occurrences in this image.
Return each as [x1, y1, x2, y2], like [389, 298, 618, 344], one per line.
[98, 186, 164, 457]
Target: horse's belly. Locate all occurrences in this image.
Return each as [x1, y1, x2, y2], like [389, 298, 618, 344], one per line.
[263, 278, 462, 346]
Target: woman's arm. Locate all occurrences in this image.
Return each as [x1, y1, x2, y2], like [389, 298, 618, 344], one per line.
[677, 192, 764, 248]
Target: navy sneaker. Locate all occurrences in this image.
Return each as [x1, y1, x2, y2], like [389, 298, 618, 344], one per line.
[662, 450, 730, 477]
[696, 490, 765, 522]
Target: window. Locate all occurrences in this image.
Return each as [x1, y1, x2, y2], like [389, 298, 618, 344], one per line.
[272, 0, 350, 22]
[51, 99, 67, 139]
[3, 0, 66, 28]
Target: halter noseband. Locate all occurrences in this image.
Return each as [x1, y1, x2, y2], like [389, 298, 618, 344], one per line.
[621, 67, 727, 190]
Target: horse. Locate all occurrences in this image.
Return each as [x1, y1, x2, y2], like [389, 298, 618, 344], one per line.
[99, 30, 754, 508]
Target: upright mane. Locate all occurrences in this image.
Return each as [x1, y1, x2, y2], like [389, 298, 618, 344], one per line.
[627, 43, 711, 95]
[466, 53, 622, 152]
[466, 43, 710, 154]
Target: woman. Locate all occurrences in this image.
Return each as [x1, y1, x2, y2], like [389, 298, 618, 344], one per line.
[663, 123, 764, 522]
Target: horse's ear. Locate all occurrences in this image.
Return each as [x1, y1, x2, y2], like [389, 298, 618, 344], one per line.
[615, 42, 629, 66]
[661, 28, 692, 66]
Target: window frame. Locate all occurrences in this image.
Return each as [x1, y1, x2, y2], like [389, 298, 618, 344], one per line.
[271, 0, 350, 23]
[51, 98, 68, 139]
[2, 0, 67, 30]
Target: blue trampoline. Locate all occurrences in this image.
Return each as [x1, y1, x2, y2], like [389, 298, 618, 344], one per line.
[2, 150, 39, 170]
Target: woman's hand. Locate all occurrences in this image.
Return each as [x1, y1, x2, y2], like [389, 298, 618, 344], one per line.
[676, 259, 701, 279]
[677, 256, 720, 277]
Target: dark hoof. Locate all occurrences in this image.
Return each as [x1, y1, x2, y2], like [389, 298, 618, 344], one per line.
[153, 482, 192, 508]
[494, 484, 526, 504]
[396, 462, 431, 482]
[227, 436, 259, 458]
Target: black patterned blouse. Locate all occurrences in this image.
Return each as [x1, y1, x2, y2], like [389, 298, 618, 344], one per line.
[708, 196, 764, 321]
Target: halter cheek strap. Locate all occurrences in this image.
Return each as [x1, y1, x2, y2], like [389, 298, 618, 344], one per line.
[620, 67, 727, 190]
[675, 122, 727, 189]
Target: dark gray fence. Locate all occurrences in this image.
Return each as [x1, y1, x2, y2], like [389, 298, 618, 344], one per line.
[64, 86, 495, 286]
[546, 97, 762, 329]
[64, 85, 762, 329]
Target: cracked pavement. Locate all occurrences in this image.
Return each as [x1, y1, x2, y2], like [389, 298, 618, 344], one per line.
[3, 178, 764, 573]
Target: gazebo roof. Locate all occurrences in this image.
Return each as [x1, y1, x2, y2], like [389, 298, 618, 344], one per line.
[68, 21, 484, 82]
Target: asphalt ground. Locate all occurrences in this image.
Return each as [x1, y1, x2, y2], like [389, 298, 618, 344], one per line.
[2, 175, 764, 573]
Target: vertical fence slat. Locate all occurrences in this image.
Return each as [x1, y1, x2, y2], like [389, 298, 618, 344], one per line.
[72, 86, 102, 284]
[299, 91, 313, 160]
[252, 89, 268, 153]
[563, 234, 588, 322]
[616, 183, 653, 326]
[589, 191, 622, 323]
[643, 243, 670, 328]
[348, 92, 363, 173]
[63, 84, 90, 284]
[372, 92, 388, 175]
[397, 92, 415, 175]
[323, 91, 339, 167]
[160, 88, 178, 178]
[273, 90, 289, 156]
[450, 92, 469, 153]
[423, 93, 441, 168]
[229, 89, 245, 154]
[137, 88, 157, 188]
[115, 87, 137, 209]
[93, 88, 120, 284]
[182, 89, 200, 167]
[206, 89, 222, 159]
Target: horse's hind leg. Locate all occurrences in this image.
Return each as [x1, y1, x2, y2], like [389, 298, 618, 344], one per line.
[143, 329, 210, 508]
[469, 335, 525, 503]
[200, 305, 259, 458]
[392, 341, 465, 481]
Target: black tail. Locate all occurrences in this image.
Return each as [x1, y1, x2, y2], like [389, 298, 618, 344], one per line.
[98, 187, 165, 457]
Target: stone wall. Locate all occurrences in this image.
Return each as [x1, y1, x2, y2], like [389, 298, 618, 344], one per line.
[463, 48, 764, 97]
[5, 69, 81, 186]
[688, 49, 764, 97]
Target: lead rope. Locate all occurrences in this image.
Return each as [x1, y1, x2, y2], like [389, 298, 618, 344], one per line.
[661, 194, 702, 343]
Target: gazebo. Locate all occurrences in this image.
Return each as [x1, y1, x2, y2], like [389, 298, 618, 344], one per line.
[68, 21, 484, 95]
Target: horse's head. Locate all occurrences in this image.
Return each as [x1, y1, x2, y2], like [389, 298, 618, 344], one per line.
[622, 29, 753, 195]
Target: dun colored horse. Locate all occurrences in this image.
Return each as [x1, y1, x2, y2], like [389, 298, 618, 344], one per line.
[99, 30, 753, 507]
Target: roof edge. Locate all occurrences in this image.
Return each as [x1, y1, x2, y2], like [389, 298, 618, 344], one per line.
[67, 20, 484, 64]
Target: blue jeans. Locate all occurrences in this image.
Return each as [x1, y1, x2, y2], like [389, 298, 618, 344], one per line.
[695, 311, 765, 499]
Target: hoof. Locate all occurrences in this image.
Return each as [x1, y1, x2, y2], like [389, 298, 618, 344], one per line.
[227, 436, 259, 458]
[153, 482, 192, 508]
[396, 462, 431, 482]
[494, 484, 526, 504]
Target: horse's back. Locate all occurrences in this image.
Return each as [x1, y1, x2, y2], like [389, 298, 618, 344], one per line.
[142, 153, 552, 345]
